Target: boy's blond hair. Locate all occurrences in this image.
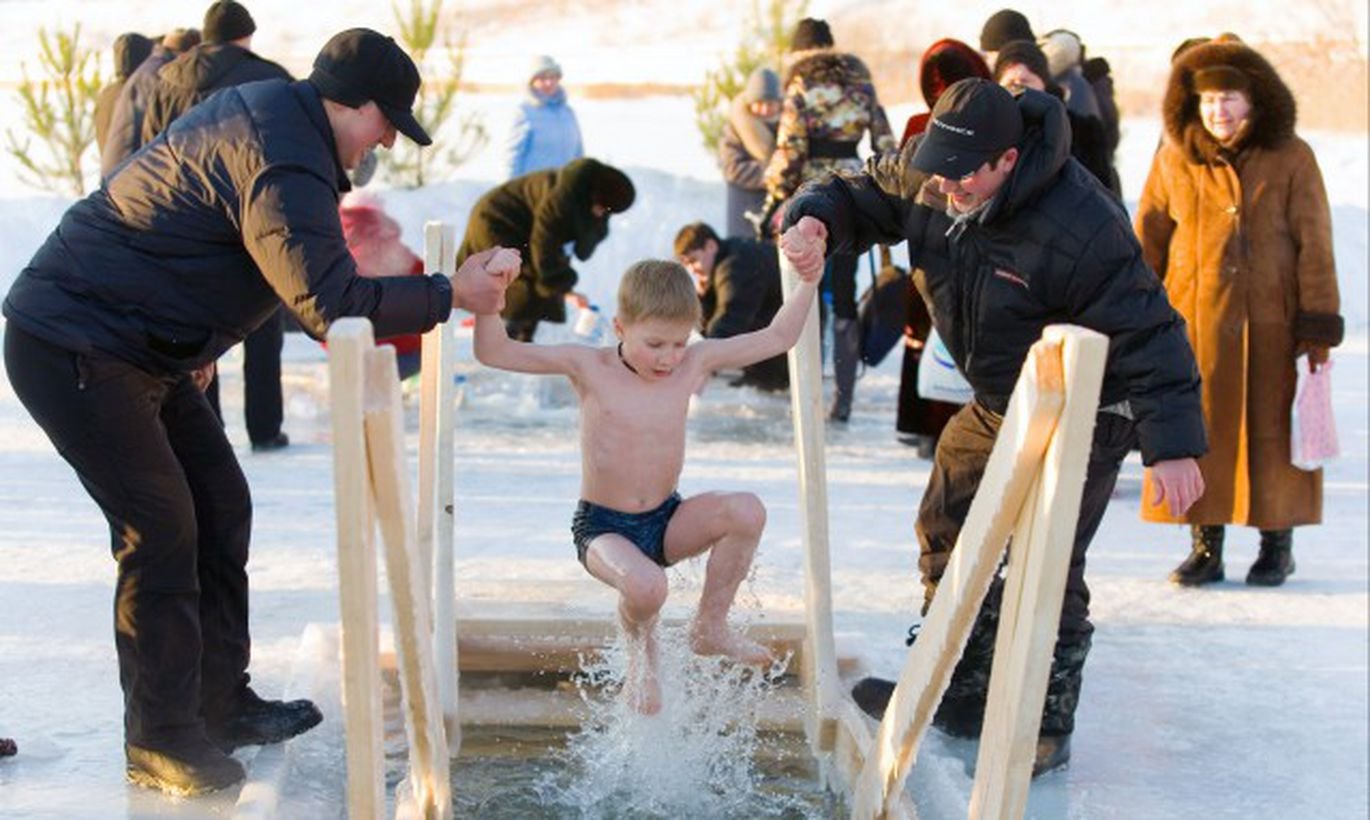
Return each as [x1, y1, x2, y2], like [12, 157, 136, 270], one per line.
[616, 259, 702, 326]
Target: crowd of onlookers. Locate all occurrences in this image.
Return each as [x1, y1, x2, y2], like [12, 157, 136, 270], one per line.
[0, 1, 1342, 787]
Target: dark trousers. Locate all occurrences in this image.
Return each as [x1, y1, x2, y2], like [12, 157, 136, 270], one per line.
[206, 308, 284, 445]
[918, 400, 1137, 648]
[5, 324, 252, 746]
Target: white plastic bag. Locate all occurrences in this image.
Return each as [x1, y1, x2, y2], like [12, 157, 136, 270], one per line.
[917, 328, 973, 404]
[1290, 356, 1339, 471]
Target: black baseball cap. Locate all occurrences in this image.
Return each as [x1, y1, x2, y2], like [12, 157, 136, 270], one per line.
[911, 78, 1023, 179]
[309, 28, 432, 146]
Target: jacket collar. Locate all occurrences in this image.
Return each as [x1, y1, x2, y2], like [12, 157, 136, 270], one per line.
[292, 80, 352, 193]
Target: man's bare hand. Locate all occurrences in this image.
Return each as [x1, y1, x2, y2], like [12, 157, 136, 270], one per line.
[1150, 457, 1205, 518]
[780, 216, 828, 283]
[189, 361, 215, 392]
[453, 247, 518, 315]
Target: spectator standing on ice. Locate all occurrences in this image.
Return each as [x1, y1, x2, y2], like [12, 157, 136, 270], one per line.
[3, 28, 513, 796]
[101, 27, 202, 177]
[718, 66, 782, 240]
[781, 78, 1207, 774]
[1137, 36, 1343, 587]
[140, 0, 296, 451]
[895, 38, 990, 457]
[94, 32, 154, 154]
[458, 157, 635, 342]
[674, 222, 787, 391]
[993, 39, 1117, 195]
[505, 55, 584, 179]
[763, 17, 896, 423]
[1036, 29, 1101, 121]
[978, 8, 1035, 64]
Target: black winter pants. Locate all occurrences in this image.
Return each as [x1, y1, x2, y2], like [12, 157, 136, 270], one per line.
[916, 399, 1136, 732]
[918, 400, 1136, 642]
[5, 324, 252, 747]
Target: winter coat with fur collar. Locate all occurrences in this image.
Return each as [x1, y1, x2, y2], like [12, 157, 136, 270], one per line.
[1137, 39, 1342, 528]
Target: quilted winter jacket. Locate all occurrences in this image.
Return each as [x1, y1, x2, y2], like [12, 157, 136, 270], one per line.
[4, 80, 453, 375]
[785, 87, 1206, 466]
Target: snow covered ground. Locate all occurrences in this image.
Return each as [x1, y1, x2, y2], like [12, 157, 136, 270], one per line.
[0, 2, 1366, 817]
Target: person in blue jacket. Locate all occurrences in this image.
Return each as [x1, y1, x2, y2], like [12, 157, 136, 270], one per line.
[2, 28, 513, 797]
[505, 54, 585, 179]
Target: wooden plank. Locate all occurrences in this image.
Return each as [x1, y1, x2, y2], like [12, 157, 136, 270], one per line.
[417, 222, 445, 605]
[434, 222, 460, 750]
[325, 319, 385, 820]
[419, 220, 462, 750]
[363, 345, 452, 819]
[851, 338, 1066, 820]
[450, 618, 817, 674]
[778, 246, 839, 753]
[969, 326, 1108, 820]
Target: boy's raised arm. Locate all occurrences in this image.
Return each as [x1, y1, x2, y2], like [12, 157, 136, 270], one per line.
[695, 221, 824, 372]
[470, 248, 590, 376]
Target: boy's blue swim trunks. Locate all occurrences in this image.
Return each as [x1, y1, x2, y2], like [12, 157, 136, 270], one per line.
[571, 492, 683, 568]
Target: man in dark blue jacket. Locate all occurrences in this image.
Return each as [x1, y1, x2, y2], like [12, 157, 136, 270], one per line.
[781, 79, 1207, 775]
[3, 28, 511, 796]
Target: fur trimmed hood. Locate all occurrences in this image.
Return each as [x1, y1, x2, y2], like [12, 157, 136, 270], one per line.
[782, 49, 872, 88]
[1163, 38, 1296, 163]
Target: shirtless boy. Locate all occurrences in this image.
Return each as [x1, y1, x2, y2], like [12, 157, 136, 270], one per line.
[473, 226, 824, 713]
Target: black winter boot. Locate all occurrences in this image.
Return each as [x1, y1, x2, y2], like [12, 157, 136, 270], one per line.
[204, 686, 322, 753]
[1169, 525, 1225, 586]
[1034, 636, 1091, 777]
[1246, 529, 1295, 586]
[0, 737, 15, 757]
[125, 736, 245, 796]
[932, 596, 1000, 739]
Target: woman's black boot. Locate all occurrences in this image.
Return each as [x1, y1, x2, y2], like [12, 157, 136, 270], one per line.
[1169, 524, 1225, 586]
[1246, 528, 1295, 586]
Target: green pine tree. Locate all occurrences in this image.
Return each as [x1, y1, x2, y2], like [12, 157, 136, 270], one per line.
[383, 0, 487, 188]
[691, 0, 809, 153]
[4, 24, 105, 197]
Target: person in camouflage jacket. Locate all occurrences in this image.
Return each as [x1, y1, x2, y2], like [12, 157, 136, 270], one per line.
[762, 18, 896, 422]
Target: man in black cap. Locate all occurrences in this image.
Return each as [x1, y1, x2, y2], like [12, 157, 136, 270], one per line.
[780, 78, 1207, 774]
[3, 28, 513, 797]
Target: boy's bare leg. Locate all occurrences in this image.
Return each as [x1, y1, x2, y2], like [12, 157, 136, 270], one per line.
[663, 492, 774, 666]
[585, 534, 669, 714]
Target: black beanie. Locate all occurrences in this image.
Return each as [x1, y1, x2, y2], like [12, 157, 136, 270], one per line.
[203, 1, 256, 44]
[993, 40, 1052, 88]
[791, 18, 834, 52]
[588, 162, 635, 214]
[980, 9, 1034, 52]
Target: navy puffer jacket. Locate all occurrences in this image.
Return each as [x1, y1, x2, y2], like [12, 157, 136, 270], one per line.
[5, 80, 452, 375]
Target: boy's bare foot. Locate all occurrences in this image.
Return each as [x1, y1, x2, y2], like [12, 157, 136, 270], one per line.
[690, 624, 775, 667]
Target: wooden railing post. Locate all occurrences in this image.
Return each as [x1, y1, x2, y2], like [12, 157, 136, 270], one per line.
[777, 246, 839, 752]
[326, 318, 385, 820]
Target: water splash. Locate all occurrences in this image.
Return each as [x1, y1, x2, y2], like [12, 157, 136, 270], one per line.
[536, 623, 827, 819]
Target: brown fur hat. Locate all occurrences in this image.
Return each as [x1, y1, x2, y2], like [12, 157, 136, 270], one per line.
[1163, 37, 1296, 162]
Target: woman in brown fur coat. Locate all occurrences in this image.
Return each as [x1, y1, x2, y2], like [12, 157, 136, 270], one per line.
[1136, 37, 1344, 587]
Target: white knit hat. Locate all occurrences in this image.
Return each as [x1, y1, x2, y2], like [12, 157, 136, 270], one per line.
[529, 55, 562, 80]
[1038, 30, 1082, 79]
